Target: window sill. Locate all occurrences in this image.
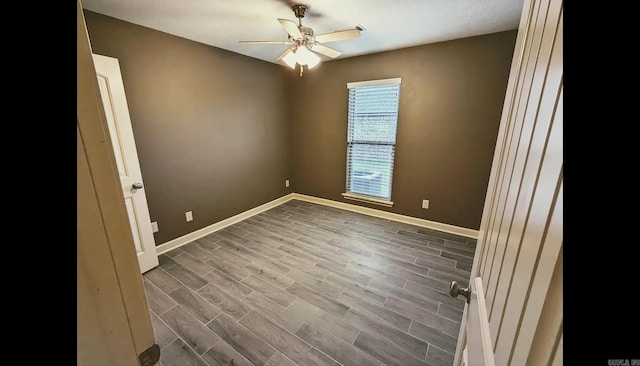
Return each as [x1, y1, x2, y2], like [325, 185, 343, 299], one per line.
[342, 193, 394, 207]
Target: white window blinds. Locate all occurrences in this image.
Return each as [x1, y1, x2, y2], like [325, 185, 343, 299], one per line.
[346, 78, 401, 202]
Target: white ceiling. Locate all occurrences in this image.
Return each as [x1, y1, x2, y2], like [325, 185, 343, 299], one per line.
[81, 0, 524, 66]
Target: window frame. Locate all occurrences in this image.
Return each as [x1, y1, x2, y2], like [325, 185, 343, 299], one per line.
[342, 77, 402, 207]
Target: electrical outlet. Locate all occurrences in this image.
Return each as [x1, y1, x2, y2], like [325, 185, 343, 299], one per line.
[185, 211, 193, 222]
[422, 199, 429, 209]
[285, 179, 290, 188]
[151, 221, 159, 233]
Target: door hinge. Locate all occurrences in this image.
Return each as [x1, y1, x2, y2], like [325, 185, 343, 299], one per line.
[139, 344, 160, 366]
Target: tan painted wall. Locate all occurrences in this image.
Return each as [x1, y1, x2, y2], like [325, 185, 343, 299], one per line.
[83, 10, 517, 241]
[84, 11, 292, 244]
[287, 31, 517, 230]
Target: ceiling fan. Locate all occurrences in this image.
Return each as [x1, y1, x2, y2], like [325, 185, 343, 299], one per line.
[239, 4, 361, 75]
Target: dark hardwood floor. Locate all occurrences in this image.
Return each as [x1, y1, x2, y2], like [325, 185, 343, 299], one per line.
[143, 199, 476, 366]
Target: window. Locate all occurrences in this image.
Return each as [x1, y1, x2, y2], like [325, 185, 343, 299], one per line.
[343, 78, 401, 207]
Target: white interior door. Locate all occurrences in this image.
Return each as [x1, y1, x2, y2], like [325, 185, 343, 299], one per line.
[92, 53, 159, 274]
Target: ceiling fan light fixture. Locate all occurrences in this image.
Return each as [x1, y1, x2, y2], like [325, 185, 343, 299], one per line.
[294, 45, 320, 66]
[239, 4, 360, 75]
[306, 53, 320, 69]
[281, 50, 297, 69]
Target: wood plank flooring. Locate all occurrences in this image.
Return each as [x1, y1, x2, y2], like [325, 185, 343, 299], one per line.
[143, 200, 476, 366]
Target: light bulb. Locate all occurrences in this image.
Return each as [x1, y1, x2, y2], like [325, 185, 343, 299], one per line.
[307, 53, 320, 69]
[294, 46, 320, 67]
[293, 46, 309, 65]
[281, 49, 297, 69]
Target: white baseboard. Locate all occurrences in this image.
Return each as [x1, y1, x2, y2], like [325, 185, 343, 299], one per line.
[156, 191, 478, 254]
[156, 194, 295, 255]
[291, 193, 479, 239]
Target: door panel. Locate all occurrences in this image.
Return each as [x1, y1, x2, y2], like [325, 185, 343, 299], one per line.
[487, 2, 563, 338]
[483, 0, 551, 314]
[511, 183, 563, 364]
[478, 0, 540, 286]
[96, 76, 128, 176]
[93, 54, 159, 273]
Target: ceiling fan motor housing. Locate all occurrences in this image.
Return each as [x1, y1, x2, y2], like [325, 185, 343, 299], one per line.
[292, 4, 308, 19]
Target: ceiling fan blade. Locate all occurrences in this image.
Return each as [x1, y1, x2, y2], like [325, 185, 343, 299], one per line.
[239, 40, 292, 45]
[309, 43, 342, 59]
[314, 29, 360, 44]
[278, 18, 303, 39]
